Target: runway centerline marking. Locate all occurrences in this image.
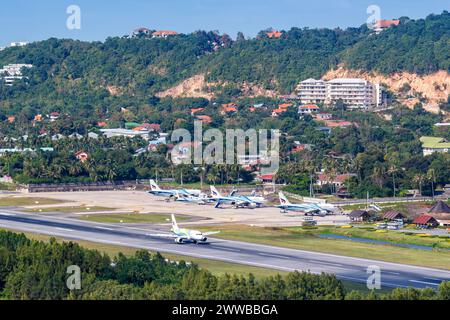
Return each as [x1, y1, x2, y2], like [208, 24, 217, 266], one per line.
[409, 280, 439, 286]
[96, 226, 115, 231]
[423, 277, 443, 281]
[257, 252, 290, 259]
[56, 227, 74, 232]
[213, 247, 242, 253]
[308, 260, 344, 268]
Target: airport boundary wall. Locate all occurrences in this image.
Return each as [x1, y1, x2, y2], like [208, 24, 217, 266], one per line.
[20, 181, 282, 194]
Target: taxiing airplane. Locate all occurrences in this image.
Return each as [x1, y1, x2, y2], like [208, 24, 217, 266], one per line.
[210, 186, 265, 209]
[278, 192, 336, 216]
[152, 214, 220, 244]
[148, 180, 203, 199]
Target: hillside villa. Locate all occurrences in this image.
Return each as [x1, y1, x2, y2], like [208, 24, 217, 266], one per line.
[420, 136, 450, 156]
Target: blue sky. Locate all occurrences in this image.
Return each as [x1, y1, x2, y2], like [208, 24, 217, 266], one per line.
[0, 0, 448, 45]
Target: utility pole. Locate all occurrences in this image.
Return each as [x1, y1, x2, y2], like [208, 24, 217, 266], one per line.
[393, 173, 396, 198]
[200, 167, 204, 191]
[366, 191, 369, 210]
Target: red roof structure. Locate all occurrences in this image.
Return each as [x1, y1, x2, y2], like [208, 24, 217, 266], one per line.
[191, 108, 205, 115]
[376, 20, 400, 29]
[382, 211, 405, 220]
[413, 215, 438, 225]
[153, 30, 178, 37]
[266, 31, 283, 38]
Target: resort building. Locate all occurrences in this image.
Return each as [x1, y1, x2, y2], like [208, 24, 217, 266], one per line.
[296, 78, 384, 109]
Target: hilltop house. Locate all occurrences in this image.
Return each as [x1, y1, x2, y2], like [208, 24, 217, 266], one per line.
[316, 173, 356, 189]
[373, 19, 400, 34]
[314, 112, 333, 121]
[75, 151, 89, 162]
[221, 103, 238, 115]
[132, 28, 151, 37]
[420, 137, 450, 156]
[49, 112, 60, 122]
[298, 104, 320, 115]
[152, 30, 178, 38]
[266, 30, 282, 38]
[272, 103, 293, 118]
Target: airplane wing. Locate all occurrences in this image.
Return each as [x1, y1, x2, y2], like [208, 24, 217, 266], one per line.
[150, 233, 188, 239]
[203, 231, 220, 236]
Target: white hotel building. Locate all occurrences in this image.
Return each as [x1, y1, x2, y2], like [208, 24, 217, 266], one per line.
[296, 78, 384, 109]
[0, 63, 33, 86]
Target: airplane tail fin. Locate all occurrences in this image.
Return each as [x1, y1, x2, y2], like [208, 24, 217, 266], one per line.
[229, 189, 238, 197]
[150, 179, 161, 191]
[171, 214, 179, 230]
[279, 192, 291, 205]
[210, 186, 221, 197]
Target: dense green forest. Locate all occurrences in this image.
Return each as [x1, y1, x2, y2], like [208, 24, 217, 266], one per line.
[0, 231, 448, 300]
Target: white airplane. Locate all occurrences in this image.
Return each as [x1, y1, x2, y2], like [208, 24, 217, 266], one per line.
[174, 191, 211, 205]
[148, 179, 203, 199]
[278, 192, 336, 216]
[230, 189, 267, 206]
[152, 214, 220, 244]
[210, 186, 265, 209]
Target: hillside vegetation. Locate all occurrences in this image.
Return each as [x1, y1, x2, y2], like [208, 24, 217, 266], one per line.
[0, 11, 448, 117]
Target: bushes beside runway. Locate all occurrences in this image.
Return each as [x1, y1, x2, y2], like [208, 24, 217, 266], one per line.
[0, 230, 449, 300]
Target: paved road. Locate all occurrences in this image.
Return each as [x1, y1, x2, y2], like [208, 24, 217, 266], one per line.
[0, 211, 449, 289]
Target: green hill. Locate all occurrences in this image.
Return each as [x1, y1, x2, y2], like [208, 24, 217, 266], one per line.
[0, 11, 448, 117]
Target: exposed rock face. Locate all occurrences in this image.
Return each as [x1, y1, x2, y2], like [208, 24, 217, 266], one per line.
[156, 74, 216, 100]
[107, 85, 122, 96]
[156, 67, 449, 115]
[156, 74, 279, 100]
[323, 67, 450, 114]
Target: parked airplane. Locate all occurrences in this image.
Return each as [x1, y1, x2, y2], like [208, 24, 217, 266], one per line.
[174, 191, 211, 205]
[278, 192, 336, 215]
[230, 189, 267, 206]
[210, 186, 265, 209]
[152, 214, 220, 244]
[148, 180, 203, 199]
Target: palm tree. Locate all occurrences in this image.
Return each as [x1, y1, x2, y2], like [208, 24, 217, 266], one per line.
[371, 165, 385, 189]
[388, 165, 398, 197]
[427, 169, 436, 198]
[413, 174, 426, 196]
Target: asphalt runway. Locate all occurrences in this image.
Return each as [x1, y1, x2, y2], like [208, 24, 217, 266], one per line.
[1, 210, 449, 289]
